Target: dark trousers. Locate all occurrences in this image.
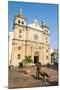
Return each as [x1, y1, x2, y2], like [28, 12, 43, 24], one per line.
[36, 70, 40, 79]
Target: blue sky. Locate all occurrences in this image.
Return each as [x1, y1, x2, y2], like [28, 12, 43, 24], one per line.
[8, 1, 58, 49]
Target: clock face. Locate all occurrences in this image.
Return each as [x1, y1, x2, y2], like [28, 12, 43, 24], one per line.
[34, 34, 38, 40]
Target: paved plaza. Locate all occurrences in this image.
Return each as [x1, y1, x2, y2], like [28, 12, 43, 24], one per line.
[8, 65, 58, 89]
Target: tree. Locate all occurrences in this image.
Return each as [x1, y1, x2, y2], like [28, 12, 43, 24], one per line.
[23, 56, 32, 64]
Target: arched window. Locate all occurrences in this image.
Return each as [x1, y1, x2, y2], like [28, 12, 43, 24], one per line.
[19, 29, 22, 33]
[46, 41, 48, 43]
[22, 21, 24, 24]
[34, 52, 39, 56]
[46, 56, 48, 59]
[18, 46, 21, 50]
[46, 50, 48, 53]
[18, 20, 20, 24]
[17, 54, 20, 59]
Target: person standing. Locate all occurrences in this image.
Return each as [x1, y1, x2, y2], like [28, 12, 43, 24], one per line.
[36, 62, 41, 79]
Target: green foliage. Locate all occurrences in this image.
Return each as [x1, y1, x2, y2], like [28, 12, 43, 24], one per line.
[22, 56, 32, 64]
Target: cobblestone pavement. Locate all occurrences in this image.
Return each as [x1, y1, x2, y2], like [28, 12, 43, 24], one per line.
[8, 65, 58, 89]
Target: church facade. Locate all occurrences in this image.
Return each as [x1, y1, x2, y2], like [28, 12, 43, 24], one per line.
[10, 10, 51, 66]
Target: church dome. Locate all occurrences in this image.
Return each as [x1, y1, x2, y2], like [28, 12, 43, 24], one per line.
[28, 19, 42, 31]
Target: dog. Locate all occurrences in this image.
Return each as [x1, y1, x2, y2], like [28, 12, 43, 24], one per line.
[39, 71, 50, 81]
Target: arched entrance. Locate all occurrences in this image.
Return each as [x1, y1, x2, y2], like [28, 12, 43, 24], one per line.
[34, 52, 39, 63]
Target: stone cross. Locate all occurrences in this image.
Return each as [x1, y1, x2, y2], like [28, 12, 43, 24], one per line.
[19, 9, 22, 14]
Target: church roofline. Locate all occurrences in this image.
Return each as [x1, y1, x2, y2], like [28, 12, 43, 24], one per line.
[15, 14, 27, 20]
[41, 24, 49, 29]
[13, 23, 50, 35]
[41, 20, 49, 29]
[27, 25, 50, 35]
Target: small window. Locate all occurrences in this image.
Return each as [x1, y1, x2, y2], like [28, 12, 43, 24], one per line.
[18, 46, 21, 50]
[46, 56, 48, 59]
[19, 29, 22, 33]
[46, 50, 48, 53]
[22, 21, 24, 24]
[46, 41, 47, 43]
[18, 20, 20, 24]
[17, 54, 20, 59]
[19, 35, 21, 38]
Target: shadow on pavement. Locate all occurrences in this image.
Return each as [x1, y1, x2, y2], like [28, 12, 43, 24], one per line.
[31, 75, 44, 80]
[31, 74, 58, 86]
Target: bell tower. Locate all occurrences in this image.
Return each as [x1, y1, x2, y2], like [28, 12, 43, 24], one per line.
[11, 9, 27, 66]
[13, 9, 27, 39]
[14, 9, 26, 26]
[41, 20, 49, 34]
[41, 20, 51, 64]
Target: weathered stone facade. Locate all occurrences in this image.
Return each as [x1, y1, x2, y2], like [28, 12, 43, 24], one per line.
[10, 10, 51, 66]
